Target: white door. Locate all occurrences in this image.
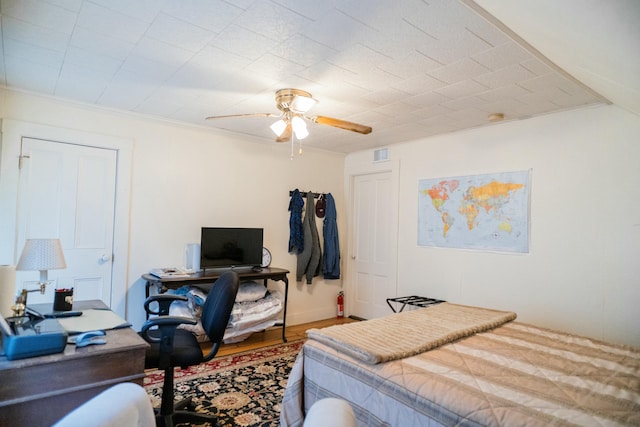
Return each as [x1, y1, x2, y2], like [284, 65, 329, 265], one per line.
[15, 137, 117, 306]
[350, 171, 398, 319]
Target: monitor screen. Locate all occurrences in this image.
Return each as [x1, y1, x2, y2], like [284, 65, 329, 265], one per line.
[200, 227, 263, 269]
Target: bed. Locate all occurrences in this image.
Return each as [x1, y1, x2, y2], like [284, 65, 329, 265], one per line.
[280, 303, 640, 427]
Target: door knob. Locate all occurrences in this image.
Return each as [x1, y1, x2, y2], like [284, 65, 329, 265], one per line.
[99, 254, 112, 263]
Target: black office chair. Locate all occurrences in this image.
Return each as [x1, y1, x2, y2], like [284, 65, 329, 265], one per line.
[140, 271, 239, 427]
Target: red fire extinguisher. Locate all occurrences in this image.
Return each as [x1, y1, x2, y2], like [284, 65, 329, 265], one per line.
[337, 291, 344, 318]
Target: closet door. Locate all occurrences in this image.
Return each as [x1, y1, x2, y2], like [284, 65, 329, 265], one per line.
[350, 171, 398, 319]
[15, 137, 117, 305]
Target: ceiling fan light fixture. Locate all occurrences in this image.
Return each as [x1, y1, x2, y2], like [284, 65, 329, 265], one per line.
[270, 119, 287, 136]
[291, 116, 309, 139]
[276, 123, 292, 143]
[208, 88, 372, 148]
[290, 95, 317, 114]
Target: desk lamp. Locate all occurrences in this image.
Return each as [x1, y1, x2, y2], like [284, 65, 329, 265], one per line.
[13, 239, 66, 316]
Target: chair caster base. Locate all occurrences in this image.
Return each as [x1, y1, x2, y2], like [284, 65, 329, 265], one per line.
[154, 398, 218, 427]
[156, 411, 217, 427]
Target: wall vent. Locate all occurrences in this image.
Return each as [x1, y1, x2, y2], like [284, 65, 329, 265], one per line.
[373, 148, 389, 162]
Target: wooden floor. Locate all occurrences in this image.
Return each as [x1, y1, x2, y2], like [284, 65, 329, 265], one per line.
[203, 316, 358, 357]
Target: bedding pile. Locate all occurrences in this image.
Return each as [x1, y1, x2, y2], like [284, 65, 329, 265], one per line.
[306, 302, 516, 363]
[167, 281, 283, 343]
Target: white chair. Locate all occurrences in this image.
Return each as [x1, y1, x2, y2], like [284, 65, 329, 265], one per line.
[303, 398, 356, 427]
[53, 382, 155, 427]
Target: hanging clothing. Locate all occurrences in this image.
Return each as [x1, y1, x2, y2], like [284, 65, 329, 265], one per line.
[315, 193, 326, 218]
[288, 189, 304, 253]
[296, 191, 322, 284]
[322, 193, 340, 279]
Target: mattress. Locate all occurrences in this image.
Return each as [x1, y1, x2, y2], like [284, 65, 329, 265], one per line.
[281, 307, 640, 427]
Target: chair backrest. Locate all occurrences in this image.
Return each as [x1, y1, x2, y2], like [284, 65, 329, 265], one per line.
[200, 271, 240, 344]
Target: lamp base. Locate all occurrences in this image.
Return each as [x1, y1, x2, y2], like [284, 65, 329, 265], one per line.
[11, 283, 47, 317]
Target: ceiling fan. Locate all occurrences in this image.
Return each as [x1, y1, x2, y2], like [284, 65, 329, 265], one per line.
[206, 88, 372, 143]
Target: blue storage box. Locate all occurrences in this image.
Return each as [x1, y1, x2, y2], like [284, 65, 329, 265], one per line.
[2, 317, 68, 360]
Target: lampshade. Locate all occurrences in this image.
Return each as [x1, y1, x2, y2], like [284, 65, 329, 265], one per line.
[289, 94, 317, 113]
[270, 119, 288, 137]
[16, 239, 67, 272]
[291, 116, 309, 139]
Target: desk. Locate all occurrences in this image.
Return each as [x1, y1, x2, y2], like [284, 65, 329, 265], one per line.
[0, 300, 149, 426]
[142, 267, 290, 342]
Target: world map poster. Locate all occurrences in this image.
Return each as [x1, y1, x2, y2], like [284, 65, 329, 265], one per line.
[418, 170, 530, 253]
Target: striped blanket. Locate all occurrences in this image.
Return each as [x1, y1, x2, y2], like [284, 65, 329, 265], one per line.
[282, 310, 640, 426]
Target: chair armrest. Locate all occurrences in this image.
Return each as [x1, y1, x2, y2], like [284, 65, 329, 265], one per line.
[202, 341, 222, 363]
[144, 294, 188, 316]
[140, 315, 198, 343]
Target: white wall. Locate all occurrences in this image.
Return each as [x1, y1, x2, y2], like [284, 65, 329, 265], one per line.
[0, 89, 347, 330]
[345, 105, 640, 347]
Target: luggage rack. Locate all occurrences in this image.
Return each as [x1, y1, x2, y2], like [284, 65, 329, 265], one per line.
[386, 296, 445, 313]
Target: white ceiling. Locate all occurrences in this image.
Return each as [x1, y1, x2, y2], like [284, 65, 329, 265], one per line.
[0, 0, 635, 154]
[471, 0, 640, 118]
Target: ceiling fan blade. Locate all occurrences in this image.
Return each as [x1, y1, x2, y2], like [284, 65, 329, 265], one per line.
[275, 123, 292, 142]
[206, 112, 279, 120]
[311, 116, 372, 134]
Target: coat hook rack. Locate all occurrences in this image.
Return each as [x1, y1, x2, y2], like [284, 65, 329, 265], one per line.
[289, 190, 322, 199]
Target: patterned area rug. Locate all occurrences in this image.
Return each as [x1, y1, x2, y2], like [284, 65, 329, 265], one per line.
[144, 339, 305, 427]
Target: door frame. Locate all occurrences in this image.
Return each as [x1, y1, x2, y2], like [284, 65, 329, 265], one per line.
[0, 119, 132, 317]
[344, 157, 400, 318]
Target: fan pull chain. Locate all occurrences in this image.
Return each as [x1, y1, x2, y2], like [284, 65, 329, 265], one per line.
[290, 132, 304, 159]
[290, 133, 294, 160]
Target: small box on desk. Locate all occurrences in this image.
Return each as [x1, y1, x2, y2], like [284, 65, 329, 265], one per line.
[1, 317, 68, 360]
